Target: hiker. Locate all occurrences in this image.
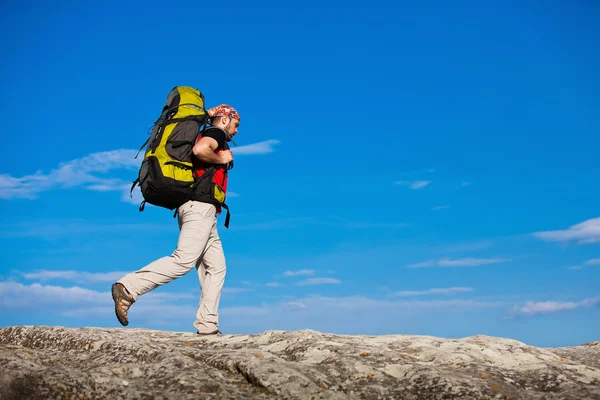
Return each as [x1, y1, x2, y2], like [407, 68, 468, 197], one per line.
[111, 104, 240, 335]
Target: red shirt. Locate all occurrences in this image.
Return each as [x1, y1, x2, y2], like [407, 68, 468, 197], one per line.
[193, 126, 229, 213]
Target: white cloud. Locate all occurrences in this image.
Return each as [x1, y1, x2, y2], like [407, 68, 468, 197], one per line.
[218, 296, 506, 337]
[61, 304, 196, 320]
[283, 269, 315, 277]
[220, 305, 272, 317]
[394, 180, 431, 190]
[514, 297, 599, 316]
[432, 205, 451, 211]
[0, 282, 500, 316]
[394, 287, 474, 297]
[223, 287, 253, 294]
[405, 257, 510, 268]
[284, 301, 307, 311]
[265, 282, 283, 287]
[0, 280, 508, 334]
[405, 260, 436, 268]
[1, 220, 174, 239]
[21, 270, 130, 283]
[231, 140, 280, 155]
[0, 281, 196, 313]
[297, 278, 341, 286]
[22, 270, 78, 280]
[1, 142, 278, 203]
[410, 181, 431, 189]
[0, 281, 106, 308]
[439, 257, 509, 267]
[224, 296, 501, 319]
[0, 149, 138, 201]
[143, 292, 196, 302]
[86, 183, 121, 192]
[567, 258, 600, 271]
[568, 259, 600, 271]
[532, 217, 600, 244]
[0, 173, 46, 199]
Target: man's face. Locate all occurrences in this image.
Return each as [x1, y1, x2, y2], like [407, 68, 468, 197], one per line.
[225, 117, 240, 137]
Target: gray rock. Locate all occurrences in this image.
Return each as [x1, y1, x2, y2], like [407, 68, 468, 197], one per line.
[0, 326, 598, 399]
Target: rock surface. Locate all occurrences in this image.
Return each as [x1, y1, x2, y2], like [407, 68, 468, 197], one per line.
[0, 326, 599, 399]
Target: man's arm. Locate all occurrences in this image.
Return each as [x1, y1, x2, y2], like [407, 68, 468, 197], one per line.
[192, 136, 233, 164]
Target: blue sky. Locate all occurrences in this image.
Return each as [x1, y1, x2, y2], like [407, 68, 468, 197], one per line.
[1, 1, 598, 347]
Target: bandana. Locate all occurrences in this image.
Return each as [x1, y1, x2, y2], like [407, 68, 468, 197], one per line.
[207, 104, 240, 121]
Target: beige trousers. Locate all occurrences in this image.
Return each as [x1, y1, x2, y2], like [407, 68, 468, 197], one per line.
[118, 200, 226, 333]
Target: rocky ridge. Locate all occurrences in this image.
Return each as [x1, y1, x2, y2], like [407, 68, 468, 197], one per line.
[0, 326, 599, 399]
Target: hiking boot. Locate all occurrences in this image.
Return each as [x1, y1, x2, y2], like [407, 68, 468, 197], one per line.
[197, 329, 222, 336]
[111, 283, 135, 326]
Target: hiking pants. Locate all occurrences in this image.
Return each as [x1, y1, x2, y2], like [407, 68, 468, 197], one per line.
[118, 200, 226, 334]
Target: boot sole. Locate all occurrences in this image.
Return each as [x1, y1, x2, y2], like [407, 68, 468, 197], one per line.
[111, 283, 129, 326]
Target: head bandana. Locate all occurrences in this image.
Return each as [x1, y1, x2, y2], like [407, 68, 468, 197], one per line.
[207, 104, 240, 121]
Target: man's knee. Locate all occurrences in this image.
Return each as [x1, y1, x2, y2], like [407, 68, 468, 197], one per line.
[171, 249, 201, 269]
[205, 256, 227, 275]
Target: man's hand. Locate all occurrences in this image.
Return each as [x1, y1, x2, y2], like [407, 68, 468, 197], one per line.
[219, 150, 234, 164]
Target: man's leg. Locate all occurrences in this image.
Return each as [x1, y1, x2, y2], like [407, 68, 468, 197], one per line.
[194, 219, 227, 334]
[117, 201, 214, 301]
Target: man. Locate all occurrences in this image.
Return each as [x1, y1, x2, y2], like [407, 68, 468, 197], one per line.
[111, 104, 240, 335]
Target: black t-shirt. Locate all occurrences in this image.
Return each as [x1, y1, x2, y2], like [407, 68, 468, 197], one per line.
[202, 127, 227, 151]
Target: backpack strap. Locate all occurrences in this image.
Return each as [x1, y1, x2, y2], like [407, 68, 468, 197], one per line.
[130, 178, 139, 196]
[221, 203, 230, 229]
[134, 137, 151, 159]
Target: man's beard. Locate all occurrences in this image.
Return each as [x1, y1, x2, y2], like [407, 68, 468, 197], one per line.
[223, 122, 236, 146]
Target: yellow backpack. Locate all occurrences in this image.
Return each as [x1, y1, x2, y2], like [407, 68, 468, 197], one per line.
[130, 86, 208, 212]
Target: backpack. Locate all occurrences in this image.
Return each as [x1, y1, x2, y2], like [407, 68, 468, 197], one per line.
[130, 86, 209, 213]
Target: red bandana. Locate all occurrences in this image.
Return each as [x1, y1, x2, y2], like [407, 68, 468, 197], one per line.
[207, 104, 240, 121]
